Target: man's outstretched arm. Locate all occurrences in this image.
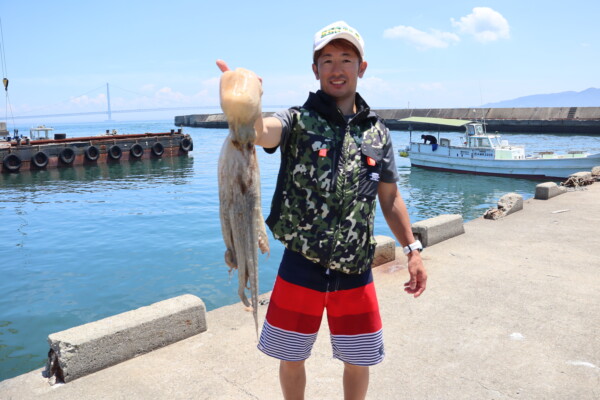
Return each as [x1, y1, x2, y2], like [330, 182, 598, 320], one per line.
[378, 182, 428, 298]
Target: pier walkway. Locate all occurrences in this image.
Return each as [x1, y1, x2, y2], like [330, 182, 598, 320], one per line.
[2, 184, 599, 399]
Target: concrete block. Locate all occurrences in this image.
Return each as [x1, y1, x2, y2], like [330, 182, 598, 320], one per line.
[535, 182, 567, 200]
[569, 171, 592, 180]
[411, 214, 465, 248]
[498, 192, 523, 216]
[483, 192, 523, 220]
[562, 171, 595, 188]
[47, 294, 207, 383]
[372, 235, 396, 267]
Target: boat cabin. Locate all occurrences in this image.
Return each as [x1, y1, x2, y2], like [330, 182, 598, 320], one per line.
[466, 123, 484, 136]
[465, 123, 503, 149]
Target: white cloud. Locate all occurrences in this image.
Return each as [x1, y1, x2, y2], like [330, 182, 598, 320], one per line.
[70, 94, 107, 106]
[357, 76, 414, 107]
[451, 7, 510, 43]
[140, 84, 156, 93]
[383, 25, 460, 50]
[155, 87, 186, 102]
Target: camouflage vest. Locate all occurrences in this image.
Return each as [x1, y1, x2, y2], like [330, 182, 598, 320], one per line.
[266, 107, 389, 274]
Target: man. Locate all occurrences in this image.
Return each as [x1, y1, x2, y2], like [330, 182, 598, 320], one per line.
[218, 20, 427, 400]
[421, 134, 438, 145]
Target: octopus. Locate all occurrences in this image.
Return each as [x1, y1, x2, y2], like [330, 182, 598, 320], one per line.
[217, 63, 270, 336]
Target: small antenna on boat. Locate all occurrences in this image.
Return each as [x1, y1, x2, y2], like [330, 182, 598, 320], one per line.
[479, 82, 487, 134]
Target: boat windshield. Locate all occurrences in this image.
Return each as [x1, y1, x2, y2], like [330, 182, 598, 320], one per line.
[470, 137, 492, 148]
[488, 136, 502, 148]
[466, 123, 485, 136]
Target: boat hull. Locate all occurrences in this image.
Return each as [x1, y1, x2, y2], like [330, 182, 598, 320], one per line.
[1, 131, 193, 173]
[409, 143, 600, 180]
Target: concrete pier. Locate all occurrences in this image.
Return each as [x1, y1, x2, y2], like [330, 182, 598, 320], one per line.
[175, 107, 600, 134]
[1, 184, 599, 399]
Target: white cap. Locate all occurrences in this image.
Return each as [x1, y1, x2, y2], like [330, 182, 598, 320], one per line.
[313, 21, 364, 57]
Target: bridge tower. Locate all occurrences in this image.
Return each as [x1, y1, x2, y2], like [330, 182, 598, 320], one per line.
[106, 83, 113, 121]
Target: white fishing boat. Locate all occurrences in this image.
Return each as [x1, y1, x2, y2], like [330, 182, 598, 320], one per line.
[402, 117, 600, 180]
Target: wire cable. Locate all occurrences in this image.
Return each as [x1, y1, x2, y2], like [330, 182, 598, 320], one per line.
[110, 84, 149, 98]
[0, 17, 8, 79]
[16, 84, 106, 116]
[0, 17, 14, 131]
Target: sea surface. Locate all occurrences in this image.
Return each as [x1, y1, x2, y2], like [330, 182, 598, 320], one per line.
[1, 119, 599, 381]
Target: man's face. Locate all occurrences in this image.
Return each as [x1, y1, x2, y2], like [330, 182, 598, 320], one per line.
[312, 42, 367, 106]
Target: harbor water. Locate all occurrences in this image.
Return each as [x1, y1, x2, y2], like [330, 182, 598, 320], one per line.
[1, 120, 599, 381]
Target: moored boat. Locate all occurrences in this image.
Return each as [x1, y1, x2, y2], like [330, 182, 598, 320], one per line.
[403, 117, 600, 180]
[1, 129, 193, 173]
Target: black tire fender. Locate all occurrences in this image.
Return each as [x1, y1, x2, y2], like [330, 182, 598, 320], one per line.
[151, 142, 164, 157]
[108, 145, 122, 160]
[3, 153, 22, 172]
[31, 151, 49, 168]
[180, 137, 193, 152]
[85, 146, 100, 161]
[59, 147, 76, 164]
[130, 143, 144, 159]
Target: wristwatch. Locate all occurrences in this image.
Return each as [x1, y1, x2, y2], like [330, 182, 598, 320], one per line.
[402, 240, 423, 255]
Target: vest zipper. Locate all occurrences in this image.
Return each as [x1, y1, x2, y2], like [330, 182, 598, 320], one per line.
[324, 268, 331, 305]
[327, 123, 352, 266]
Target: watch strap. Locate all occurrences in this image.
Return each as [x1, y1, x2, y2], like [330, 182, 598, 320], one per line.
[403, 240, 423, 255]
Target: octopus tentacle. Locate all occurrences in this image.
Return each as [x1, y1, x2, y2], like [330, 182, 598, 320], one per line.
[218, 67, 268, 338]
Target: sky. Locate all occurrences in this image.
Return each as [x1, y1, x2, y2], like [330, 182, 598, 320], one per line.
[1, 0, 599, 124]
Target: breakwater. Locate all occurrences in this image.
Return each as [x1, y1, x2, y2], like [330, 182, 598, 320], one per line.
[175, 106, 600, 134]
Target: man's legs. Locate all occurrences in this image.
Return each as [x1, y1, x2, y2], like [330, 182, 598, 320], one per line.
[325, 268, 382, 399]
[280, 360, 368, 400]
[280, 360, 306, 400]
[343, 363, 369, 400]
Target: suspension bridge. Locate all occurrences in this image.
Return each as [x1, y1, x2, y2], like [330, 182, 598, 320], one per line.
[6, 83, 287, 122]
[7, 83, 224, 121]
[11, 105, 218, 120]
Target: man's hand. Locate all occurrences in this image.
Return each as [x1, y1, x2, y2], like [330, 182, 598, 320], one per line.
[216, 60, 262, 83]
[404, 251, 427, 298]
[215, 60, 280, 148]
[377, 182, 428, 298]
[216, 59, 230, 73]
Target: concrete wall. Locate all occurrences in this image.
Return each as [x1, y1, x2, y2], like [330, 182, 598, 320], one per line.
[175, 113, 275, 128]
[376, 107, 600, 121]
[175, 107, 600, 134]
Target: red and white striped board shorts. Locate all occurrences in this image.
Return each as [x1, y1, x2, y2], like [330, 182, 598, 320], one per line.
[258, 249, 384, 366]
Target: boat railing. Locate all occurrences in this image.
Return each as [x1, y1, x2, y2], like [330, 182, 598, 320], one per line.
[29, 126, 54, 139]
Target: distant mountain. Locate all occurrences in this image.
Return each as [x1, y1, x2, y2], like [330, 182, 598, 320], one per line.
[482, 87, 600, 108]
